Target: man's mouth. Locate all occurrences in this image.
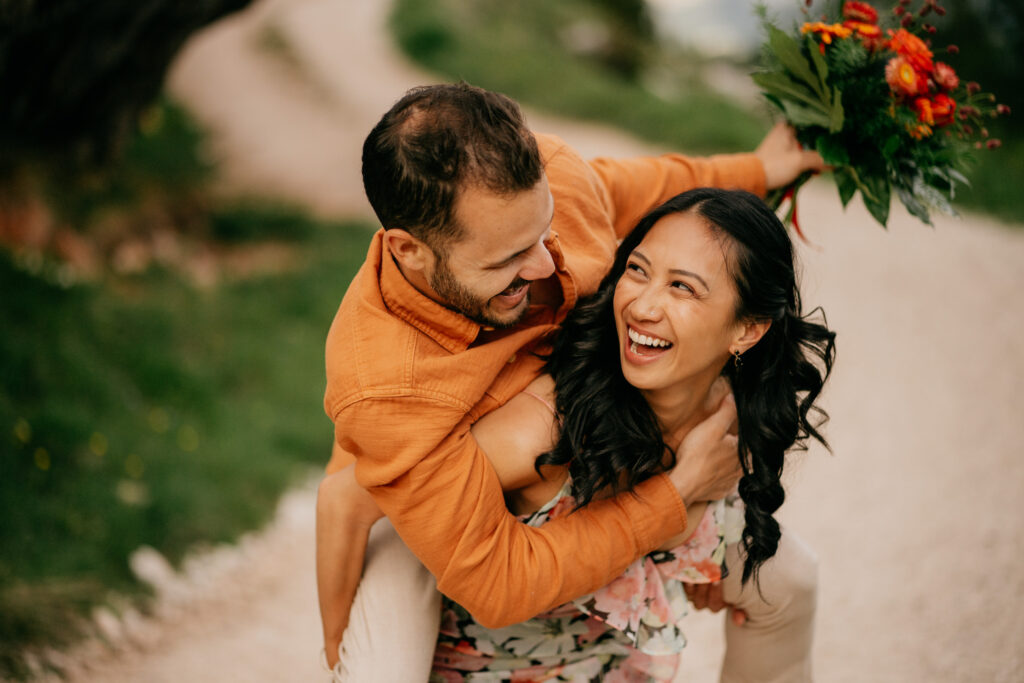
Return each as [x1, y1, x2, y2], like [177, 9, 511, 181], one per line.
[627, 326, 673, 358]
[493, 279, 530, 308]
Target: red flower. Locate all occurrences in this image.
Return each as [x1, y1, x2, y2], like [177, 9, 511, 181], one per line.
[933, 62, 959, 91]
[888, 28, 934, 73]
[886, 56, 926, 96]
[930, 93, 956, 126]
[843, 1, 878, 24]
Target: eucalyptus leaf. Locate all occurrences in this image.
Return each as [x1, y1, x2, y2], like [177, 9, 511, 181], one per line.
[895, 183, 933, 225]
[913, 175, 958, 218]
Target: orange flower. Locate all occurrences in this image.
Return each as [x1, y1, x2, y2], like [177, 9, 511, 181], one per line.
[930, 93, 957, 126]
[933, 62, 959, 91]
[908, 123, 933, 139]
[844, 20, 885, 49]
[913, 97, 934, 124]
[843, 1, 879, 24]
[886, 56, 926, 96]
[887, 28, 934, 73]
[801, 21, 854, 53]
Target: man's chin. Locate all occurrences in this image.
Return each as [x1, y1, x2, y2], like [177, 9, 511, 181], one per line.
[475, 295, 530, 329]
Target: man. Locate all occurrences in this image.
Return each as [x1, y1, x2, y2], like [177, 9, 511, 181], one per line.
[319, 83, 824, 677]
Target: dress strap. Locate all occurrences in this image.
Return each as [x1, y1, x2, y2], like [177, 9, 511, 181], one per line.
[520, 389, 557, 416]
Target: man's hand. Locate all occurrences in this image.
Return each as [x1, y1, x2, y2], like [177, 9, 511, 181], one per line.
[316, 465, 384, 670]
[668, 391, 742, 505]
[684, 581, 748, 626]
[754, 122, 827, 190]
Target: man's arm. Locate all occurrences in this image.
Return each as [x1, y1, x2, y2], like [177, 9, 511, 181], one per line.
[586, 122, 825, 239]
[335, 392, 739, 628]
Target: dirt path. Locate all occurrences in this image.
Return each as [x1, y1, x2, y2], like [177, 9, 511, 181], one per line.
[61, 0, 1024, 680]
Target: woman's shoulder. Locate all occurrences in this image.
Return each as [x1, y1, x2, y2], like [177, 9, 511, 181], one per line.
[471, 375, 561, 493]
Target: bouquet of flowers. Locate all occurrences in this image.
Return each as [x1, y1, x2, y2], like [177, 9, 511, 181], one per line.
[755, 0, 1010, 229]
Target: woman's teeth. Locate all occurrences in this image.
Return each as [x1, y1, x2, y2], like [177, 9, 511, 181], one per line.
[628, 327, 672, 351]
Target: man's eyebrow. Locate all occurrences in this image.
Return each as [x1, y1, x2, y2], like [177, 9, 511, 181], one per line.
[631, 250, 710, 291]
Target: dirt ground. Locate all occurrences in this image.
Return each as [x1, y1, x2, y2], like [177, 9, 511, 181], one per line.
[55, 0, 1024, 681]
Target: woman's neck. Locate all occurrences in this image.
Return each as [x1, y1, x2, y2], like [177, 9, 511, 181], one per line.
[643, 372, 723, 450]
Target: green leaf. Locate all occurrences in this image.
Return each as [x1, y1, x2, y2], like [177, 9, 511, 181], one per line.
[767, 25, 824, 99]
[834, 168, 857, 207]
[751, 72, 828, 113]
[861, 174, 891, 227]
[828, 87, 844, 133]
[882, 136, 901, 158]
[806, 35, 831, 102]
[780, 100, 833, 128]
[816, 135, 850, 166]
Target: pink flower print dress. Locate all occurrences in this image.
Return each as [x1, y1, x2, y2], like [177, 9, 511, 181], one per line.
[431, 480, 744, 682]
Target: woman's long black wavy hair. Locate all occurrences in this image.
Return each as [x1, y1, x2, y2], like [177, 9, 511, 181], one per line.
[536, 188, 836, 585]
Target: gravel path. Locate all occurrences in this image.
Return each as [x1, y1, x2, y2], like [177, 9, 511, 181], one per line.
[60, 0, 1024, 680]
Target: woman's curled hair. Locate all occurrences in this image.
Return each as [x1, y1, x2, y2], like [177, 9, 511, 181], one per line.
[536, 188, 836, 586]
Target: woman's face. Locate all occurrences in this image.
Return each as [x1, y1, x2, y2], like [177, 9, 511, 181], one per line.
[613, 211, 746, 394]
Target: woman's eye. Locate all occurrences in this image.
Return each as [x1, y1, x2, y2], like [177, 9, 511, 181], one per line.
[626, 262, 644, 275]
[672, 281, 694, 294]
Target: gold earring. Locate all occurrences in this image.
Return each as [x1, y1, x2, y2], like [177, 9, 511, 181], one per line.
[732, 349, 743, 369]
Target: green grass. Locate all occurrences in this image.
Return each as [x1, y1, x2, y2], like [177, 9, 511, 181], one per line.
[0, 217, 375, 678]
[390, 0, 767, 155]
[949, 132, 1024, 225]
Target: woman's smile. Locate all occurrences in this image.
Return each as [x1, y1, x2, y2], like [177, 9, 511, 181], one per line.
[624, 324, 674, 363]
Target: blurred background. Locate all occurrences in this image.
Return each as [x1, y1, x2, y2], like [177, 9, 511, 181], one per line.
[1, 0, 1021, 680]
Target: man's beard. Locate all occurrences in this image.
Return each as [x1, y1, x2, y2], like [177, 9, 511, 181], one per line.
[430, 257, 530, 329]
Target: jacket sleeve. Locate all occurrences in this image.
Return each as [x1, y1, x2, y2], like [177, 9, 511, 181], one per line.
[587, 152, 767, 240]
[334, 394, 688, 628]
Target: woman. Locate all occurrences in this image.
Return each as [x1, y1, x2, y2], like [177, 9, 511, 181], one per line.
[323, 188, 835, 681]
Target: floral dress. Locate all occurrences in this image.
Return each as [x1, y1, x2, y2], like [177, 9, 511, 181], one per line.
[431, 481, 744, 682]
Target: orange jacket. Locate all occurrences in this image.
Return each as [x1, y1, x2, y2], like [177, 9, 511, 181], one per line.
[324, 134, 765, 627]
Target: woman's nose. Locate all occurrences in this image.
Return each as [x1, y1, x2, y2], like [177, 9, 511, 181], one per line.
[631, 287, 662, 321]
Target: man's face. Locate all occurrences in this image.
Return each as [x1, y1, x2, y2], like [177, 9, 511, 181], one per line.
[428, 177, 556, 328]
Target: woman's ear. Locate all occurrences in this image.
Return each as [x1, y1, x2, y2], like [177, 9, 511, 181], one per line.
[731, 319, 772, 356]
[382, 229, 434, 275]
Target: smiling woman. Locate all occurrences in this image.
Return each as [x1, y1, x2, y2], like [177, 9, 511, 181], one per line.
[424, 187, 838, 680]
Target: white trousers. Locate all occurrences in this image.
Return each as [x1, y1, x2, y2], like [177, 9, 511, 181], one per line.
[332, 519, 817, 683]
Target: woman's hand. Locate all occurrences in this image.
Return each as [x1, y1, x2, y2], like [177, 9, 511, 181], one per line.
[684, 582, 748, 626]
[316, 463, 383, 670]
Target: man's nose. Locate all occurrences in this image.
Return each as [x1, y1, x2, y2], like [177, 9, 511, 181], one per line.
[518, 242, 556, 282]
